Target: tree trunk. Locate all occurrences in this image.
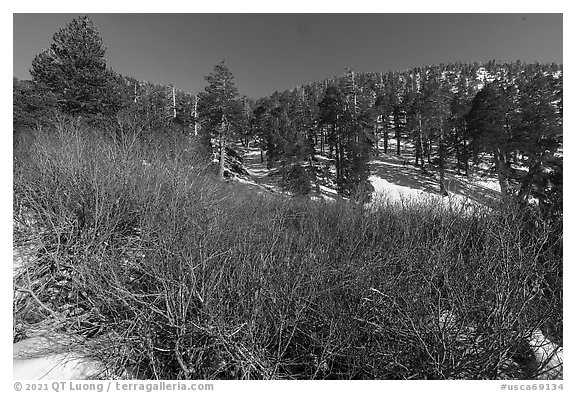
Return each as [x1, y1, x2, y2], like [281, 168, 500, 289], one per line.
[494, 149, 510, 196]
[172, 86, 177, 119]
[439, 167, 448, 196]
[219, 138, 226, 179]
[462, 138, 469, 176]
[396, 125, 401, 155]
[335, 138, 340, 187]
[462, 119, 469, 176]
[454, 127, 461, 175]
[438, 125, 448, 196]
[415, 117, 424, 167]
[335, 128, 344, 193]
[383, 125, 388, 154]
[518, 163, 540, 202]
[394, 109, 401, 156]
[193, 95, 198, 136]
[219, 119, 227, 179]
[373, 123, 379, 156]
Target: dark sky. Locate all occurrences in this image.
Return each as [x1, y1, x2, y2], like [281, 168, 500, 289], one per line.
[13, 13, 563, 98]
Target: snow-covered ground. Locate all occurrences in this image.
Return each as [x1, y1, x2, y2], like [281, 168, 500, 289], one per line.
[13, 213, 130, 380]
[233, 148, 283, 195]
[238, 145, 501, 211]
[530, 329, 564, 380]
[431, 309, 563, 379]
[242, 149, 269, 178]
[14, 335, 107, 379]
[367, 153, 500, 211]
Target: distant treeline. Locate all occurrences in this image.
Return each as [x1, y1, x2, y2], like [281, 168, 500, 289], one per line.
[248, 61, 562, 211]
[13, 16, 562, 215]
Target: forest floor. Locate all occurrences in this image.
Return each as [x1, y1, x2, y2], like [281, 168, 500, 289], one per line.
[237, 143, 501, 210]
[236, 149, 283, 194]
[367, 151, 501, 208]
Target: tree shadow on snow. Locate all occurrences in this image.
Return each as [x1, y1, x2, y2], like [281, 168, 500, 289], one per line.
[370, 153, 501, 207]
[443, 175, 501, 207]
[369, 155, 440, 195]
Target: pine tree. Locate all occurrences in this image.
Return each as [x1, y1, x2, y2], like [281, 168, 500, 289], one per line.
[515, 72, 562, 205]
[420, 71, 453, 196]
[236, 96, 255, 148]
[342, 69, 374, 202]
[375, 83, 394, 154]
[292, 87, 316, 164]
[13, 77, 58, 131]
[342, 121, 374, 203]
[403, 77, 425, 167]
[197, 61, 242, 178]
[466, 82, 517, 195]
[449, 73, 474, 175]
[30, 15, 121, 118]
[280, 163, 312, 196]
[251, 100, 273, 163]
[265, 93, 293, 164]
[318, 81, 373, 201]
[319, 85, 347, 190]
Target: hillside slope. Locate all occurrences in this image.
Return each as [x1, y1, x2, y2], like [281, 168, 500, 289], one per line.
[236, 144, 501, 210]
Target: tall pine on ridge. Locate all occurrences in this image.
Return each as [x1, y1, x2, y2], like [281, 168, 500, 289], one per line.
[197, 61, 243, 178]
[30, 15, 121, 118]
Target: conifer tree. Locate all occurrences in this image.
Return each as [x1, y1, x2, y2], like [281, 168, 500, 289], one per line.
[466, 82, 517, 195]
[251, 100, 273, 163]
[13, 77, 58, 131]
[515, 72, 562, 204]
[420, 72, 452, 195]
[403, 78, 425, 167]
[318, 85, 347, 188]
[342, 69, 374, 202]
[375, 84, 394, 154]
[197, 61, 242, 178]
[450, 74, 474, 175]
[30, 15, 121, 118]
[292, 87, 316, 164]
[319, 81, 373, 201]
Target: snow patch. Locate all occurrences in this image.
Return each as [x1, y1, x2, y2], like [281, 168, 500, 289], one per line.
[530, 329, 563, 380]
[367, 174, 485, 214]
[14, 336, 105, 380]
[369, 174, 425, 202]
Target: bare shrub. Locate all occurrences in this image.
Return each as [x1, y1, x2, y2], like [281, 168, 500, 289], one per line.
[14, 121, 562, 379]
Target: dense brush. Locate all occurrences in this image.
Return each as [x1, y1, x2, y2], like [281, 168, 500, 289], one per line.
[13, 122, 562, 380]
